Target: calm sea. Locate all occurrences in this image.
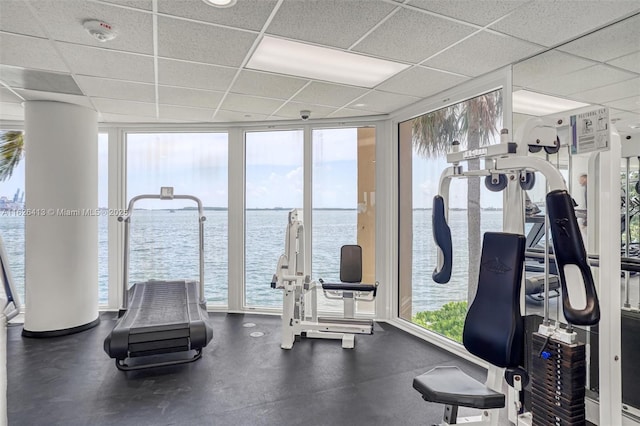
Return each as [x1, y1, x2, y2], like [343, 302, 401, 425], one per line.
[0, 209, 502, 314]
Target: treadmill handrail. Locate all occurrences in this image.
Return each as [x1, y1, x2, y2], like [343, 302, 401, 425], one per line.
[118, 193, 206, 308]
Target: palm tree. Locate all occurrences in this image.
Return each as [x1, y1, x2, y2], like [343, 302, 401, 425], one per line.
[0, 131, 24, 182]
[412, 90, 503, 303]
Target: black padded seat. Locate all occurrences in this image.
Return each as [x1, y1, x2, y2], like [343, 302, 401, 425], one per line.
[413, 366, 505, 409]
[320, 245, 377, 296]
[321, 282, 377, 293]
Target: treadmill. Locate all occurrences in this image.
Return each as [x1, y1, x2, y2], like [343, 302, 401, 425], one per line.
[104, 187, 213, 371]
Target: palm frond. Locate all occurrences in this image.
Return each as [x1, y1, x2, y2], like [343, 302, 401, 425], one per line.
[411, 89, 502, 158]
[411, 105, 460, 158]
[0, 131, 25, 182]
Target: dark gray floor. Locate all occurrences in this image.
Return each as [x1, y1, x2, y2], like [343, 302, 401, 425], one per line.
[8, 313, 487, 426]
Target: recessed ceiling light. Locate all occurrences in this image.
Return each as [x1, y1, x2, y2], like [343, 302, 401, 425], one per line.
[202, 0, 237, 7]
[512, 90, 590, 116]
[247, 36, 409, 88]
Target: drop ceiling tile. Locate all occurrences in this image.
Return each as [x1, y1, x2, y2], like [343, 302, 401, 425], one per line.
[424, 31, 543, 77]
[606, 95, 640, 112]
[513, 50, 597, 87]
[558, 14, 640, 62]
[610, 108, 635, 119]
[15, 89, 94, 109]
[213, 109, 268, 122]
[92, 97, 156, 117]
[0, 88, 23, 103]
[158, 0, 277, 31]
[571, 77, 640, 104]
[158, 105, 214, 122]
[0, 33, 68, 72]
[274, 101, 336, 120]
[99, 112, 187, 123]
[609, 51, 640, 74]
[328, 108, 381, 118]
[531, 64, 637, 96]
[376, 66, 468, 98]
[231, 70, 308, 100]
[267, 0, 397, 49]
[221, 93, 283, 115]
[490, 1, 640, 47]
[352, 8, 476, 63]
[0, 102, 24, 118]
[0, 0, 47, 38]
[158, 86, 223, 109]
[292, 82, 368, 107]
[100, 0, 152, 10]
[75, 75, 155, 102]
[407, 0, 528, 26]
[157, 16, 256, 67]
[57, 43, 154, 83]
[158, 58, 236, 91]
[28, 0, 154, 55]
[348, 90, 421, 113]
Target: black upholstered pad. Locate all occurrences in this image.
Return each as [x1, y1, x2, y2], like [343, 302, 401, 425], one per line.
[321, 282, 376, 292]
[413, 366, 505, 409]
[340, 245, 362, 283]
[546, 189, 600, 326]
[432, 195, 452, 284]
[463, 232, 525, 369]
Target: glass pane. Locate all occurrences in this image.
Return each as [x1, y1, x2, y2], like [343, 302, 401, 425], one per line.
[245, 130, 303, 308]
[0, 130, 25, 304]
[98, 133, 108, 304]
[399, 89, 503, 343]
[126, 132, 228, 305]
[312, 127, 376, 315]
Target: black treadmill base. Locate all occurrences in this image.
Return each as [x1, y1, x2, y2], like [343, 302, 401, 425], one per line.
[22, 317, 101, 338]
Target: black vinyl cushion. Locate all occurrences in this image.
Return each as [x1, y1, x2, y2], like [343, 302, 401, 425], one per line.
[546, 190, 600, 326]
[432, 195, 452, 284]
[340, 245, 362, 283]
[322, 245, 377, 295]
[463, 232, 525, 369]
[413, 366, 505, 409]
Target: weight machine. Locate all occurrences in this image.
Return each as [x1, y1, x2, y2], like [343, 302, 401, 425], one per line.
[414, 116, 604, 426]
[271, 209, 378, 349]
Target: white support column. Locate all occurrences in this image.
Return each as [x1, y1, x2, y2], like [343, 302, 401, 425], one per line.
[598, 129, 622, 425]
[107, 127, 125, 309]
[227, 127, 244, 312]
[23, 101, 99, 335]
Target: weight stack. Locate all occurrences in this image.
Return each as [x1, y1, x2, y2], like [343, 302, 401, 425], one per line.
[531, 332, 586, 426]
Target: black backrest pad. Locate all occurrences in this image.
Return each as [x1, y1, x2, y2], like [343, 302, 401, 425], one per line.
[340, 245, 362, 283]
[546, 190, 600, 326]
[463, 232, 525, 369]
[432, 195, 453, 284]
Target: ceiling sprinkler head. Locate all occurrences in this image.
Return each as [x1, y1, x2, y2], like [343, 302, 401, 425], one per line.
[83, 20, 117, 42]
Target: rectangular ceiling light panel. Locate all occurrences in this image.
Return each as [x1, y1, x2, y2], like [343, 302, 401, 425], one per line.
[513, 89, 590, 116]
[247, 36, 409, 88]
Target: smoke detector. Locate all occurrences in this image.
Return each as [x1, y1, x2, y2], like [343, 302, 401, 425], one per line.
[83, 20, 117, 42]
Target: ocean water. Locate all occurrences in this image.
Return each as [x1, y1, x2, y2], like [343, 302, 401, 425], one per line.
[0, 209, 502, 313]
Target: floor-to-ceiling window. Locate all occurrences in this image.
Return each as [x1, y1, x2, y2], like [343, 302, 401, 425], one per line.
[398, 89, 504, 342]
[98, 133, 108, 304]
[245, 129, 303, 308]
[312, 127, 376, 314]
[0, 129, 25, 304]
[126, 132, 228, 305]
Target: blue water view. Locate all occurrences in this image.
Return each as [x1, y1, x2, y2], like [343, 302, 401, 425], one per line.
[1, 209, 503, 313]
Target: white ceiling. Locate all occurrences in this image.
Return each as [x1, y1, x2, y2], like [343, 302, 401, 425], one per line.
[0, 0, 639, 124]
